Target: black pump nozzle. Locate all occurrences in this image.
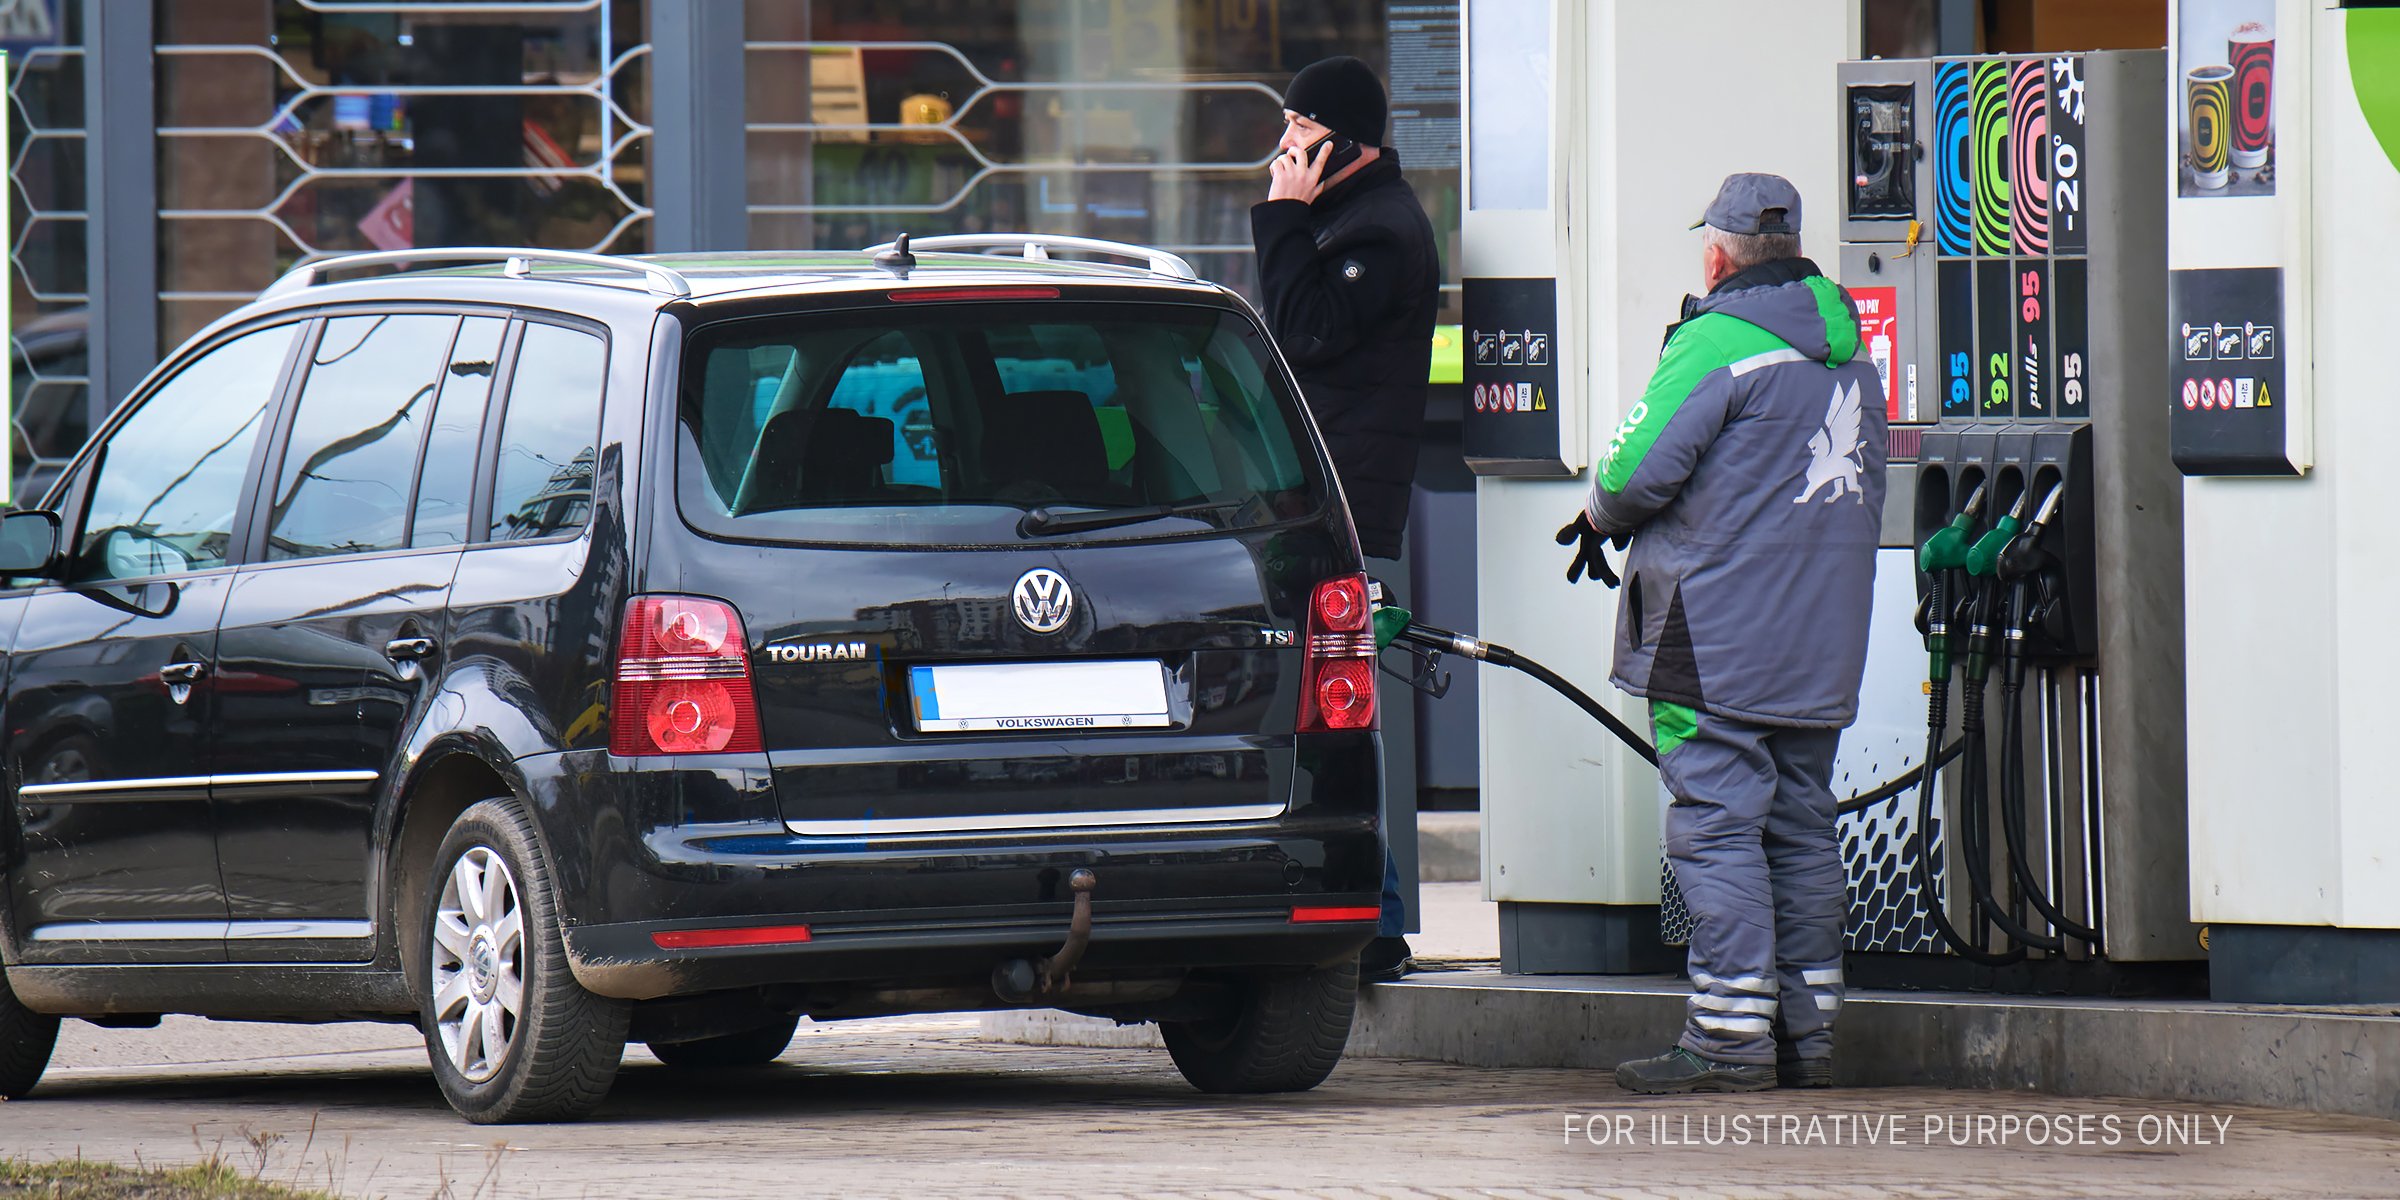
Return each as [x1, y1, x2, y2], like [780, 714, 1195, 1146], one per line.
[1996, 484, 2065, 581]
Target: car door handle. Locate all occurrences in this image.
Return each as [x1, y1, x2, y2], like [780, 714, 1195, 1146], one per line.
[158, 661, 209, 684]
[384, 637, 437, 661]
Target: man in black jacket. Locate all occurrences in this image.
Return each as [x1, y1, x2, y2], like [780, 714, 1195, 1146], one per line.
[1251, 55, 1441, 981]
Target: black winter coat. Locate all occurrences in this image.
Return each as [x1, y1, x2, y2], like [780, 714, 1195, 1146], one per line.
[1250, 154, 1440, 561]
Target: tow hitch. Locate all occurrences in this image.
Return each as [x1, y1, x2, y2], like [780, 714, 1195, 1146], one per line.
[992, 868, 1097, 1003]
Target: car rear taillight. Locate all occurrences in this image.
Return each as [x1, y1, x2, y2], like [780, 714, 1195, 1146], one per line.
[610, 595, 763, 756]
[1295, 573, 1377, 733]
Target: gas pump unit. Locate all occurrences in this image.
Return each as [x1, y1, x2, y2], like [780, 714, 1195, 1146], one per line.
[1832, 51, 2196, 980]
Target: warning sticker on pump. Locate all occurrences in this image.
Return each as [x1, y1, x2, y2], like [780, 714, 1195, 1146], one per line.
[910, 659, 1173, 733]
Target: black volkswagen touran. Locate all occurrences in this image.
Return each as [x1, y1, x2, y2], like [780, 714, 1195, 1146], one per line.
[0, 239, 1384, 1122]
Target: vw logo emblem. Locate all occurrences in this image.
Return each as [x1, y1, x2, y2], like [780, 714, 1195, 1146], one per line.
[1013, 568, 1074, 634]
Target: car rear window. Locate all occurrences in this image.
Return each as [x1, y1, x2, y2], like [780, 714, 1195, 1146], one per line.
[675, 302, 1325, 546]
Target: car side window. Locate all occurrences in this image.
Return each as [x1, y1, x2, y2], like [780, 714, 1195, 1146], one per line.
[264, 314, 459, 561]
[488, 321, 605, 541]
[71, 323, 300, 583]
[410, 316, 506, 547]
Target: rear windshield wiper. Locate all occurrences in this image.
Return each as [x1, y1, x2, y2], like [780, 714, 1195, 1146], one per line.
[1017, 498, 1253, 538]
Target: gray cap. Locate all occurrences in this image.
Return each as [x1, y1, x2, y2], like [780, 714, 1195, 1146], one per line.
[1689, 172, 1803, 235]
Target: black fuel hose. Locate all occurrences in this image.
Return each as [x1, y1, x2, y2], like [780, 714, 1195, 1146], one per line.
[1392, 619, 1958, 810]
[1834, 740, 1963, 815]
[1911, 604, 2026, 968]
[1394, 611, 2027, 964]
[1951, 583, 2066, 953]
[1958, 683, 2064, 951]
[1996, 590, 2103, 945]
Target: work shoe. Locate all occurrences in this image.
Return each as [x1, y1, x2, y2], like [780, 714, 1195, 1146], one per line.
[1778, 1055, 1835, 1088]
[1613, 1046, 1776, 1094]
[1359, 936, 1415, 983]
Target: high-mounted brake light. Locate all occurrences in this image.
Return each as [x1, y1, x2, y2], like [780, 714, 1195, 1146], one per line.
[888, 286, 1062, 303]
[1295, 573, 1377, 733]
[611, 595, 763, 756]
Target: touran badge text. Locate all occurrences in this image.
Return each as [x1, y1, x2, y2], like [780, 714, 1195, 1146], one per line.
[764, 641, 870, 664]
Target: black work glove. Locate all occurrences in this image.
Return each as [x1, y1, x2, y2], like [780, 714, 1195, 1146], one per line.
[1555, 513, 1629, 587]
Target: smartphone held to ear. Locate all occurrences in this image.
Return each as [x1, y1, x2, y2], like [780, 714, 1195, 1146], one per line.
[1301, 131, 1363, 177]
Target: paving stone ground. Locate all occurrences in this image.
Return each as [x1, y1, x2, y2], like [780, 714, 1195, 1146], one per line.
[1, 1014, 2394, 1199]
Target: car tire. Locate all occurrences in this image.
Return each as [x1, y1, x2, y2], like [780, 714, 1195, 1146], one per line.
[1159, 961, 1357, 1094]
[0, 977, 61, 1100]
[647, 1015, 800, 1070]
[422, 798, 629, 1124]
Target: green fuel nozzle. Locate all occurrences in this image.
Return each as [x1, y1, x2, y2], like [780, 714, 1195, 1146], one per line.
[1964, 485, 2032, 578]
[1915, 483, 1987, 683]
[1959, 487, 2035, 682]
[1917, 482, 1986, 574]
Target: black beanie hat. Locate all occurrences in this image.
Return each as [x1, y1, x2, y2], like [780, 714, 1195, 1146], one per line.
[1284, 56, 1386, 145]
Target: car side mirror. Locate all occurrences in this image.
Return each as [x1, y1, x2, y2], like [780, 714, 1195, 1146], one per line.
[0, 509, 61, 577]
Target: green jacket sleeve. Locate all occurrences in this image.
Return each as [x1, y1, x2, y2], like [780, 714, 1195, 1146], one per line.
[1583, 326, 1738, 535]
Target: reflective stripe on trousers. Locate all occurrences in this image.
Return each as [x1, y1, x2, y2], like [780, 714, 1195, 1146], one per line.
[1659, 711, 1847, 1065]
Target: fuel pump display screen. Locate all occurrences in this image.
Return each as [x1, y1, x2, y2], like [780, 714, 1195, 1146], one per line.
[1847, 85, 1916, 220]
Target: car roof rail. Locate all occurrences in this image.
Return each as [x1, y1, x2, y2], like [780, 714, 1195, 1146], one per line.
[860, 234, 1198, 282]
[259, 247, 694, 301]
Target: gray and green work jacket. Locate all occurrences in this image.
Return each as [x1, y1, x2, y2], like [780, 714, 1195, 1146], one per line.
[1582, 258, 1888, 731]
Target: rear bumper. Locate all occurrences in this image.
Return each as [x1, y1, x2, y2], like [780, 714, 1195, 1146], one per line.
[514, 742, 1383, 1001]
[562, 902, 1380, 1000]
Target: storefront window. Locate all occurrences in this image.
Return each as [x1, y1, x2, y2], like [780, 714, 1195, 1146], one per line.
[743, 1, 1462, 325]
[153, 0, 652, 351]
[8, 5, 89, 506]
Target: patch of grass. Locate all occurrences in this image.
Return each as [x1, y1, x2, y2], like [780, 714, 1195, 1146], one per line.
[0, 1157, 336, 1200]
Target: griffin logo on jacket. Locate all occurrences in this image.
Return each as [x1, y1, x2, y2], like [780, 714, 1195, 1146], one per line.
[1793, 379, 1868, 504]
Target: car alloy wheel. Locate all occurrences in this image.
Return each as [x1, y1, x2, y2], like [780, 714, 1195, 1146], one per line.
[432, 846, 525, 1084]
[421, 798, 627, 1123]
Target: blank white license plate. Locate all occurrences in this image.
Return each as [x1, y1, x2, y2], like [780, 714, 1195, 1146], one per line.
[909, 660, 1172, 733]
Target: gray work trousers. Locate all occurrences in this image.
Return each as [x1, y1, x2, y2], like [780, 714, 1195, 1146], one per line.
[1656, 707, 1847, 1066]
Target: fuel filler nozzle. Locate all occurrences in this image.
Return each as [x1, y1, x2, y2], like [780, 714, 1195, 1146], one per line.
[1997, 484, 2067, 688]
[1917, 482, 1987, 575]
[1964, 485, 2032, 578]
[1995, 483, 2065, 582]
[1914, 482, 1987, 683]
[1960, 486, 2034, 682]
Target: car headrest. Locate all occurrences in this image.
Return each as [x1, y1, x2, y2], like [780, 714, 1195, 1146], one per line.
[801, 408, 893, 500]
[981, 390, 1106, 498]
[738, 406, 894, 512]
